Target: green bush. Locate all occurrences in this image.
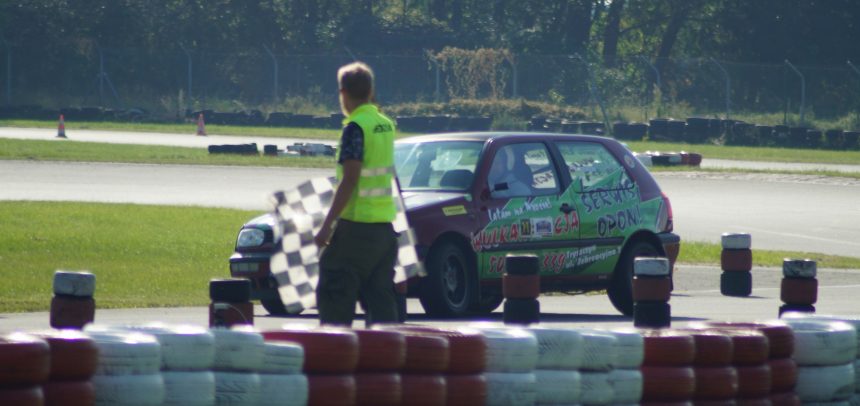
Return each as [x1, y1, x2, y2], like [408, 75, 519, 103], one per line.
[384, 98, 588, 122]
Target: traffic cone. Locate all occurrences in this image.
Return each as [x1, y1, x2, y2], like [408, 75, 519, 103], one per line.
[196, 113, 207, 136]
[56, 115, 67, 138]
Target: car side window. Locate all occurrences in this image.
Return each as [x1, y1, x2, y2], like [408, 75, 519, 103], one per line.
[488, 143, 559, 198]
[556, 142, 633, 192]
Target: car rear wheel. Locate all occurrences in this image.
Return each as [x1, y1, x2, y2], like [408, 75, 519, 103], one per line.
[419, 242, 473, 318]
[261, 297, 303, 316]
[608, 240, 662, 316]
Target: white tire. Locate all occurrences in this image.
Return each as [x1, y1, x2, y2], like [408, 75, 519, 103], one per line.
[535, 369, 580, 405]
[783, 313, 860, 356]
[260, 342, 304, 374]
[471, 327, 539, 372]
[527, 327, 583, 370]
[127, 324, 216, 371]
[53, 270, 96, 297]
[783, 258, 818, 278]
[633, 257, 670, 276]
[783, 319, 858, 365]
[87, 331, 162, 375]
[579, 371, 613, 405]
[602, 329, 644, 369]
[796, 363, 855, 402]
[214, 372, 261, 406]
[485, 372, 537, 406]
[258, 374, 308, 406]
[92, 373, 165, 406]
[721, 233, 751, 250]
[211, 328, 265, 372]
[607, 369, 642, 404]
[162, 371, 216, 406]
[579, 332, 617, 372]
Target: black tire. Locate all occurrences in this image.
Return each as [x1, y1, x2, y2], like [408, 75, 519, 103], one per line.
[633, 301, 671, 328]
[778, 304, 815, 317]
[260, 297, 305, 316]
[209, 278, 251, 302]
[720, 271, 752, 297]
[503, 298, 540, 325]
[608, 241, 662, 316]
[471, 293, 504, 314]
[418, 242, 473, 318]
[505, 255, 540, 276]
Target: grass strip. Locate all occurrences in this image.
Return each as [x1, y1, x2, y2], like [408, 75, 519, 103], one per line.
[649, 165, 860, 180]
[1, 201, 857, 313]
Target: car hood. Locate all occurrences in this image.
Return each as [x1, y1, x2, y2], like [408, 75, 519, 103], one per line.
[402, 191, 468, 211]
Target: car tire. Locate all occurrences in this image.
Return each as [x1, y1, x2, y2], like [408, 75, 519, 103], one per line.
[419, 242, 473, 318]
[471, 293, 504, 314]
[261, 297, 303, 316]
[609, 240, 662, 316]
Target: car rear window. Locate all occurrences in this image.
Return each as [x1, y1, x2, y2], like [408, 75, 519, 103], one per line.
[555, 141, 633, 191]
[395, 140, 483, 191]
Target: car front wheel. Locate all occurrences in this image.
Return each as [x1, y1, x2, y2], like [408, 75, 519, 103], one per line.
[261, 296, 304, 316]
[419, 242, 473, 318]
[608, 240, 662, 316]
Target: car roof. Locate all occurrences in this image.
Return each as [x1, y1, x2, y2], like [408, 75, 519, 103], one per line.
[396, 132, 618, 144]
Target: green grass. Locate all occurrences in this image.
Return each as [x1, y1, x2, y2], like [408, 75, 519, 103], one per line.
[679, 241, 860, 269]
[625, 140, 860, 165]
[650, 165, 860, 180]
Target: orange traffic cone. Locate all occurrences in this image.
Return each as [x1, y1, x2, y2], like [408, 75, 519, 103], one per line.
[196, 113, 207, 136]
[56, 115, 67, 138]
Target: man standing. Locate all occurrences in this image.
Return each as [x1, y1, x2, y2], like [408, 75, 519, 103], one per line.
[313, 62, 399, 326]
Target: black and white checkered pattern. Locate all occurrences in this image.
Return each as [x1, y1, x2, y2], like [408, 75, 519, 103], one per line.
[268, 177, 424, 312]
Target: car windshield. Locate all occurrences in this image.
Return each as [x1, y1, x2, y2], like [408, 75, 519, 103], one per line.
[395, 140, 483, 191]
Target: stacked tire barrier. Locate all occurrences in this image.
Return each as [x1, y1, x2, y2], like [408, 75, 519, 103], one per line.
[527, 327, 584, 405]
[469, 326, 538, 406]
[31, 330, 98, 406]
[780, 259, 818, 315]
[640, 330, 696, 404]
[632, 257, 672, 328]
[601, 329, 644, 405]
[208, 279, 254, 328]
[578, 330, 620, 405]
[393, 329, 449, 406]
[210, 327, 264, 405]
[781, 317, 858, 404]
[86, 330, 166, 405]
[350, 329, 406, 406]
[503, 255, 541, 325]
[677, 328, 740, 404]
[0, 333, 51, 405]
[720, 233, 753, 297]
[51, 271, 96, 329]
[258, 341, 308, 406]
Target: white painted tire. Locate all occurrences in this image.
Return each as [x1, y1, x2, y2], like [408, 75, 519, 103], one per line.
[783, 313, 860, 356]
[126, 324, 215, 371]
[260, 342, 304, 374]
[471, 327, 539, 372]
[214, 372, 261, 406]
[796, 363, 855, 402]
[162, 371, 215, 406]
[258, 374, 308, 406]
[527, 327, 583, 370]
[87, 331, 162, 375]
[633, 257, 670, 276]
[92, 373, 165, 406]
[535, 370, 581, 405]
[721, 233, 751, 250]
[211, 328, 265, 372]
[783, 319, 858, 365]
[603, 329, 644, 369]
[579, 332, 617, 372]
[607, 369, 642, 404]
[53, 270, 96, 297]
[784, 258, 818, 278]
[579, 371, 614, 405]
[484, 372, 537, 406]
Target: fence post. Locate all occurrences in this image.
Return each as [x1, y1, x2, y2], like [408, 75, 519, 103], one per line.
[511, 58, 518, 99]
[574, 53, 611, 136]
[263, 45, 279, 104]
[784, 59, 806, 123]
[95, 45, 121, 108]
[638, 55, 662, 117]
[179, 44, 193, 108]
[709, 57, 731, 119]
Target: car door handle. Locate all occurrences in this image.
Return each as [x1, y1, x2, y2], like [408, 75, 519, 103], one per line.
[560, 203, 574, 214]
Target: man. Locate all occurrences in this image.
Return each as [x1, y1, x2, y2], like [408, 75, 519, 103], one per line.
[489, 146, 532, 198]
[313, 62, 399, 326]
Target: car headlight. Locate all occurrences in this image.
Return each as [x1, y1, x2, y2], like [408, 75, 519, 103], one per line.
[236, 228, 265, 248]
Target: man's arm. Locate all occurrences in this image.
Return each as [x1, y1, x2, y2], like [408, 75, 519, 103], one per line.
[314, 159, 361, 246]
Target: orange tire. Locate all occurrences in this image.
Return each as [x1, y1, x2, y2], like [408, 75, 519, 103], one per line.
[400, 334, 449, 374]
[641, 366, 695, 401]
[401, 374, 446, 406]
[633, 277, 672, 302]
[445, 374, 486, 406]
[721, 249, 752, 272]
[30, 330, 98, 381]
[307, 375, 356, 406]
[724, 330, 769, 366]
[768, 358, 797, 392]
[780, 278, 818, 305]
[676, 329, 734, 367]
[43, 381, 95, 406]
[378, 326, 485, 374]
[736, 364, 771, 398]
[694, 366, 738, 400]
[690, 321, 794, 359]
[0, 387, 43, 406]
[353, 329, 407, 372]
[502, 274, 540, 299]
[49, 296, 95, 329]
[0, 333, 50, 386]
[769, 391, 800, 406]
[263, 328, 359, 374]
[354, 373, 401, 406]
[642, 330, 696, 367]
[688, 153, 703, 166]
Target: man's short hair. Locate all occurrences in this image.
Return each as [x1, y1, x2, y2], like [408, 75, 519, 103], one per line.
[338, 62, 374, 102]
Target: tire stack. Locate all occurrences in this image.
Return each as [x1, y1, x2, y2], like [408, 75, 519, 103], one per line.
[601, 329, 645, 406]
[208, 279, 254, 328]
[350, 329, 405, 406]
[780, 259, 818, 315]
[503, 255, 541, 325]
[578, 330, 619, 405]
[781, 318, 857, 404]
[258, 342, 308, 406]
[632, 257, 672, 328]
[51, 271, 97, 329]
[263, 326, 359, 406]
[87, 330, 165, 405]
[396, 330, 449, 406]
[0, 333, 50, 406]
[31, 330, 98, 406]
[676, 329, 739, 405]
[210, 326, 264, 406]
[703, 328, 773, 404]
[720, 233, 754, 297]
[527, 327, 584, 405]
[469, 326, 538, 406]
[640, 330, 696, 405]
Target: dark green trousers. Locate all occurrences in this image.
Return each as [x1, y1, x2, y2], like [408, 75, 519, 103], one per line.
[317, 219, 399, 326]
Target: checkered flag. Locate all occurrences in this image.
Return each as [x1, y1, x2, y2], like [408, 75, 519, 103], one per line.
[268, 176, 424, 312]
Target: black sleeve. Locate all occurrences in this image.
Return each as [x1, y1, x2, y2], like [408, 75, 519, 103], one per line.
[337, 122, 364, 164]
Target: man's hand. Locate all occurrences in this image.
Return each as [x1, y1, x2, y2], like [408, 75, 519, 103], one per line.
[314, 223, 333, 247]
